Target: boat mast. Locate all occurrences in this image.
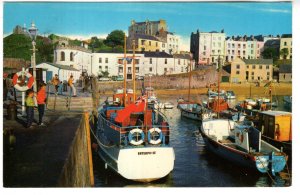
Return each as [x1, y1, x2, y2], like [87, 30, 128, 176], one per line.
[188, 54, 192, 102]
[123, 34, 127, 107]
[133, 40, 136, 102]
[217, 55, 221, 118]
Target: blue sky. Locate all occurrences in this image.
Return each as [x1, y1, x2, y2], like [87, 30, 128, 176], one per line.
[3, 1, 292, 50]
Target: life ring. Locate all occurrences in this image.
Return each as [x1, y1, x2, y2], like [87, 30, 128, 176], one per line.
[12, 71, 34, 92]
[147, 128, 163, 145]
[128, 128, 145, 146]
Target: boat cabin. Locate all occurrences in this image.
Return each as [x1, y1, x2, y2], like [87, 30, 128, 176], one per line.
[257, 111, 292, 142]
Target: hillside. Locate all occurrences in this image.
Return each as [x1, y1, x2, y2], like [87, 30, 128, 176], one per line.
[4, 34, 54, 64]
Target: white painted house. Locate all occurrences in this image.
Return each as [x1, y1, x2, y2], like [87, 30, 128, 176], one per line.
[35, 62, 80, 83]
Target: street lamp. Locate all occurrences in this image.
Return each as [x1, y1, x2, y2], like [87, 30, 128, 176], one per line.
[28, 22, 38, 95]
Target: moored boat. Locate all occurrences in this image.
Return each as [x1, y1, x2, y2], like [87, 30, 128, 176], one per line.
[92, 36, 175, 182]
[200, 119, 287, 175]
[93, 93, 175, 182]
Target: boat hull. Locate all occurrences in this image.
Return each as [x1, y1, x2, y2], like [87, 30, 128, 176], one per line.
[199, 125, 287, 174]
[96, 141, 175, 182]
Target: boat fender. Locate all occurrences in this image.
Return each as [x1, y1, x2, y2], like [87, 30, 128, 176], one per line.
[128, 128, 145, 146]
[147, 128, 163, 145]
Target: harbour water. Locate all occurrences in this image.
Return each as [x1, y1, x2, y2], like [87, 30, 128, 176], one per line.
[92, 95, 291, 187]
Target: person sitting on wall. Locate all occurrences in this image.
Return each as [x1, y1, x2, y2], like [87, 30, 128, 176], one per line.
[51, 74, 60, 95]
[68, 75, 77, 97]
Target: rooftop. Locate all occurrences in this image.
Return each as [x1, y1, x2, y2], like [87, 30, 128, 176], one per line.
[281, 34, 292, 38]
[132, 34, 160, 41]
[144, 51, 173, 58]
[279, 64, 292, 73]
[243, 59, 273, 65]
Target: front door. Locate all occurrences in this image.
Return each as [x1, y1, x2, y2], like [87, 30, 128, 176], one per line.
[46, 71, 53, 83]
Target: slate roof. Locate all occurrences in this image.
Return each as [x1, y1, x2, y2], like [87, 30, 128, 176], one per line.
[281, 34, 292, 38]
[133, 34, 159, 41]
[243, 59, 273, 65]
[39, 62, 79, 71]
[144, 51, 173, 58]
[279, 64, 292, 73]
[173, 53, 191, 59]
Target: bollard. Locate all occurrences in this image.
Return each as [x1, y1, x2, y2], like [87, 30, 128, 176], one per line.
[7, 103, 17, 120]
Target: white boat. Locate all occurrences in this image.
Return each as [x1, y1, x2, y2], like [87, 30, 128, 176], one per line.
[200, 119, 287, 175]
[93, 95, 175, 182]
[163, 102, 174, 109]
[225, 90, 236, 99]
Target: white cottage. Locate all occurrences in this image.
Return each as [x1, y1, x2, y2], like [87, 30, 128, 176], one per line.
[35, 62, 80, 83]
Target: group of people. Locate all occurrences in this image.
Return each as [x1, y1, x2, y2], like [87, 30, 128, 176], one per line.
[25, 82, 46, 128]
[51, 74, 77, 97]
[25, 74, 77, 128]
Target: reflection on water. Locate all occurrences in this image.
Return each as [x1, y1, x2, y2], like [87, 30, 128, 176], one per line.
[93, 95, 291, 187]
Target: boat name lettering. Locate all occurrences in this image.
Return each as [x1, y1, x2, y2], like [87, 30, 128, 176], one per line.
[138, 151, 156, 155]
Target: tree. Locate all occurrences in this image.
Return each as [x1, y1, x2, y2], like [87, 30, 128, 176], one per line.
[100, 71, 109, 77]
[261, 48, 278, 61]
[104, 30, 125, 50]
[280, 48, 289, 60]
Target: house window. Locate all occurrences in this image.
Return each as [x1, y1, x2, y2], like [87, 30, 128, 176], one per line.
[105, 66, 108, 71]
[99, 66, 102, 70]
[128, 67, 132, 73]
[162, 43, 165, 48]
[228, 50, 230, 54]
[251, 76, 254, 80]
[105, 58, 108, 63]
[212, 50, 215, 54]
[135, 67, 139, 73]
[165, 58, 167, 64]
[99, 58, 102, 63]
[267, 76, 270, 80]
[119, 67, 123, 73]
[150, 58, 152, 64]
[266, 65, 269, 69]
[149, 41, 151, 46]
[149, 67, 153, 72]
[61, 51, 65, 61]
[228, 43, 230, 48]
[181, 67, 184, 72]
[164, 68, 167, 72]
[70, 52, 74, 61]
[135, 59, 139, 64]
[247, 65, 249, 69]
[284, 42, 287, 46]
[251, 44, 254, 48]
[251, 72, 254, 75]
[267, 72, 270, 75]
[259, 65, 262, 69]
[204, 46, 206, 50]
[236, 71, 240, 75]
[156, 42, 158, 47]
[252, 65, 256, 69]
[178, 59, 180, 65]
[251, 50, 254, 54]
[236, 64, 240, 69]
[141, 40, 145, 45]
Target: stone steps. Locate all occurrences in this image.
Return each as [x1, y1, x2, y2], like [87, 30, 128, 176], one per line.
[47, 96, 95, 111]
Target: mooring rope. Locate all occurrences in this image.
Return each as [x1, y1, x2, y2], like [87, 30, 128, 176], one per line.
[89, 126, 116, 148]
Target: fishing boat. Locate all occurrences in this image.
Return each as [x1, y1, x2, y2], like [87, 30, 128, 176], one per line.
[225, 90, 236, 99]
[207, 89, 226, 100]
[178, 102, 215, 121]
[283, 96, 292, 110]
[163, 102, 174, 109]
[254, 111, 292, 160]
[92, 36, 175, 182]
[199, 119, 288, 175]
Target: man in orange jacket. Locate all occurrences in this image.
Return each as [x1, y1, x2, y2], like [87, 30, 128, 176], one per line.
[37, 82, 47, 126]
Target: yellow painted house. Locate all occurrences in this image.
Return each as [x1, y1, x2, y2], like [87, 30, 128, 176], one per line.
[229, 58, 273, 83]
[127, 34, 164, 52]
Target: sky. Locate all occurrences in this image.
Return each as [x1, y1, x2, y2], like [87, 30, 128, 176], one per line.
[3, 1, 293, 51]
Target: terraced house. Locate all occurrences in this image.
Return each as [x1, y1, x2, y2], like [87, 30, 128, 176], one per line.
[228, 58, 273, 83]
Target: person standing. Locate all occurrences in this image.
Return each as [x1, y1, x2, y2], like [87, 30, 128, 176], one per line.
[25, 89, 35, 128]
[68, 75, 77, 97]
[51, 74, 60, 95]
[37, 82, 47, 126]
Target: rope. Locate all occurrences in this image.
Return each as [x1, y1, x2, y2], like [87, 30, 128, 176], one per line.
[89, 125, 116, 148]
[285, 160, 292, 184]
